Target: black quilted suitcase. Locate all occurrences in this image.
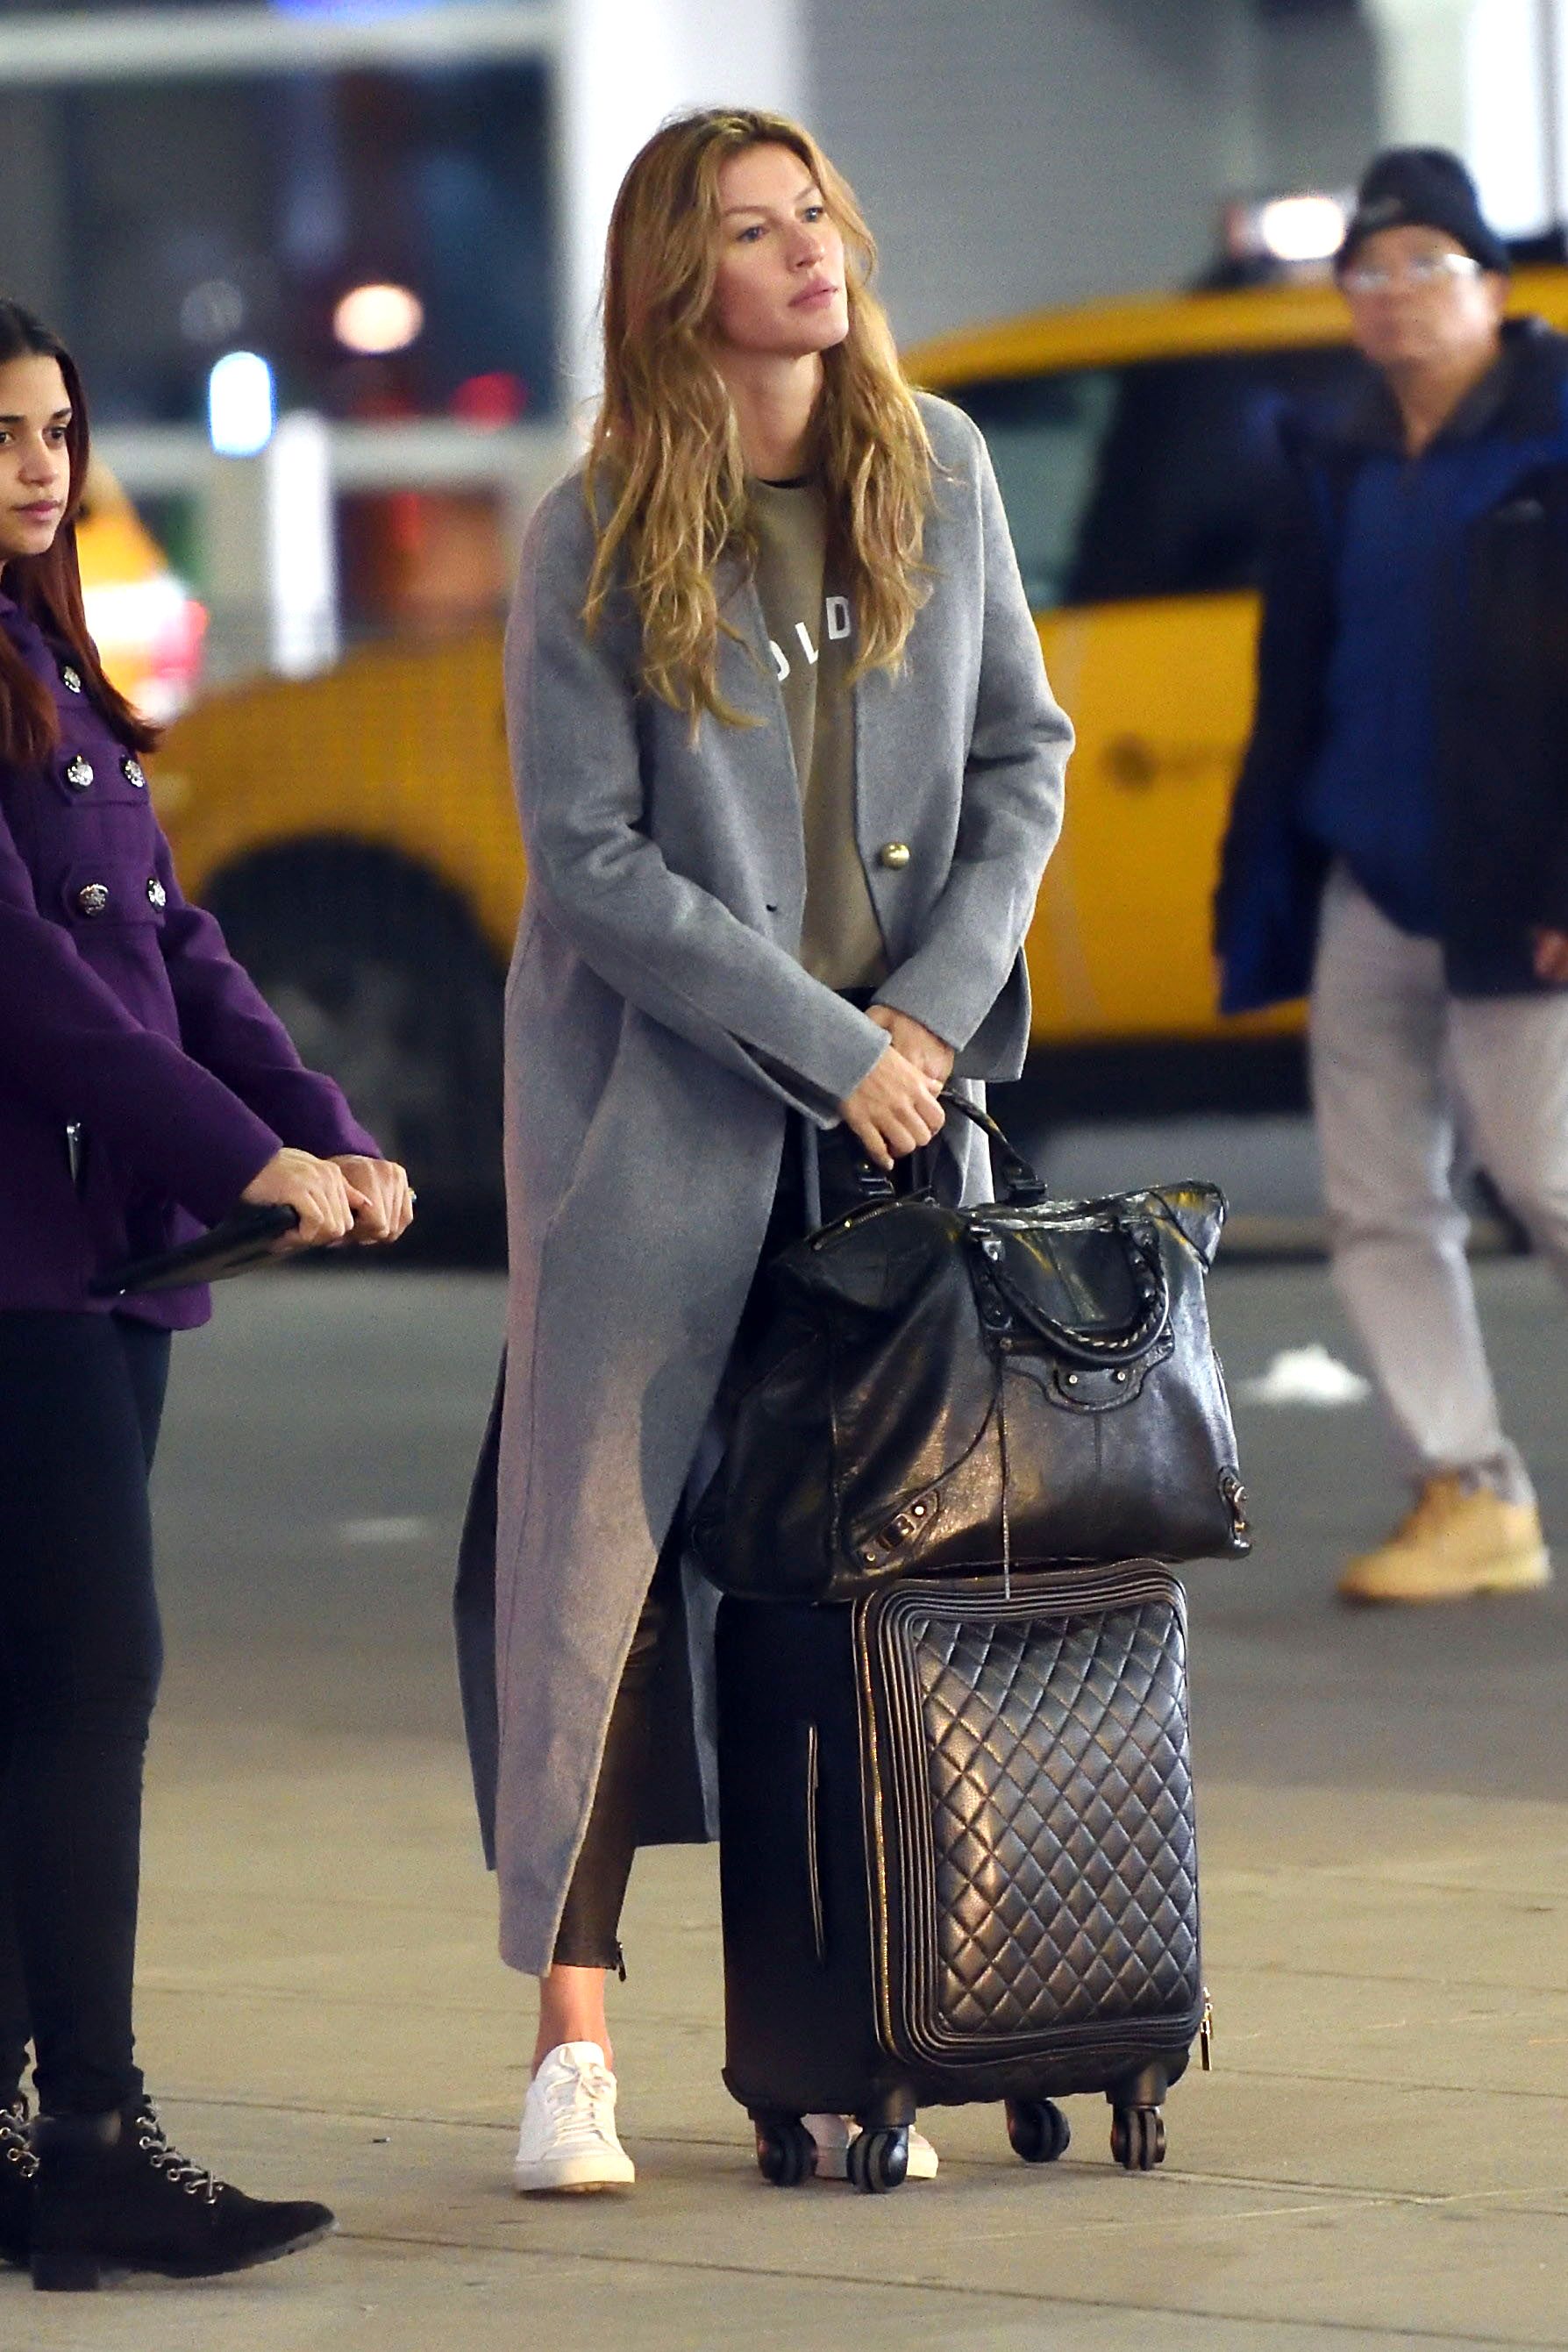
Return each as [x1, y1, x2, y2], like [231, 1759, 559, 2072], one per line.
[716, 1562, 1209, 2192]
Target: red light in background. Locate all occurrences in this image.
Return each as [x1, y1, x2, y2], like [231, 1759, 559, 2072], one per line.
[450, 372, 528, 428]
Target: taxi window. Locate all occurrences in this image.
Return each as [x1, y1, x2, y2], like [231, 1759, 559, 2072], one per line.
[944, 369, 1119, 609]
[950, 344, 1364, 609]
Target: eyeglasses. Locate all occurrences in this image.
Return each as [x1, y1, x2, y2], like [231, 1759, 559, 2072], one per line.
[1341, 252, 1484, 294]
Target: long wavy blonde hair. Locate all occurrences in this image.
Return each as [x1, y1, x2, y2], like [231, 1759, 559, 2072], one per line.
[583, 108, 934, 723]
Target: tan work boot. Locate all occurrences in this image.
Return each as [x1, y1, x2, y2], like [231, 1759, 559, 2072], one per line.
[1338, 1474, 1551, 1605]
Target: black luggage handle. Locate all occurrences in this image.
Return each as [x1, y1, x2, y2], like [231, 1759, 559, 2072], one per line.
[89, 1201, 301, 1298]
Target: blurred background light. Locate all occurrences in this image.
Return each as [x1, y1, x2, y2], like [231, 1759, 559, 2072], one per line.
[208, 351, 277, 456]
[1256, 192, 1350, 265]
[180, 278, 247, 346]
[82, 574, 208, 727]
[449, 370, 528, 427]
[334, 282, 425, 355]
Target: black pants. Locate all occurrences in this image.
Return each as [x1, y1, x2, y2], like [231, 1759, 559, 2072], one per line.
[552, 1123, 944, 1971]
[0, 1311, 169, 2116]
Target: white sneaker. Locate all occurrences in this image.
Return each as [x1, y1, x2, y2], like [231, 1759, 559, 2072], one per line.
[513, 2042, 636, 2194]
[802, 2112, 939, 2181]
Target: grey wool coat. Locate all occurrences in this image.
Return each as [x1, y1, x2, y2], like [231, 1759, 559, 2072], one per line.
[455, 393, 1073, 1974]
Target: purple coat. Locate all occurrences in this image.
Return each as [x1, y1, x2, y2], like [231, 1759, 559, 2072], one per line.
[0, 588, 377, 1329]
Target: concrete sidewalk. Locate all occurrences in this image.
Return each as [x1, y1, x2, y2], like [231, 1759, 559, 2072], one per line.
[4, 1266, 1564, 2349]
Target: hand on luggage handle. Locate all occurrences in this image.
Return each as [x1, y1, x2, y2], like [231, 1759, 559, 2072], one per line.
[89, 1200, 303, 1299]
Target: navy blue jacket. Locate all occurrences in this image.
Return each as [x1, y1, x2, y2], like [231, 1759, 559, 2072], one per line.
[1215, 319, 1568, 1011]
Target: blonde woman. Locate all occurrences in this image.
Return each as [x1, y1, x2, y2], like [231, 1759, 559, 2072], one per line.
[455, 108, 1073, 2193]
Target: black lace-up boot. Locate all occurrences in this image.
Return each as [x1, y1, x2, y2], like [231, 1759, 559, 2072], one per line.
[30, 2099, 334, 2291]
[0, 2098, 37, 2268]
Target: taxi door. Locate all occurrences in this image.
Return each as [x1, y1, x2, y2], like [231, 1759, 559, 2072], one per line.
[947, 339, 1358, 1048]
[1030, 591, 1260, 1040]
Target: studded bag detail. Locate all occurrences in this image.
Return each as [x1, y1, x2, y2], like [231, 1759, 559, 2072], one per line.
[693, 1096, 1248, 1603]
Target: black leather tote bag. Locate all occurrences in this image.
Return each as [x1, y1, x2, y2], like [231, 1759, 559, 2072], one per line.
[691, 1097, 1249, 1603]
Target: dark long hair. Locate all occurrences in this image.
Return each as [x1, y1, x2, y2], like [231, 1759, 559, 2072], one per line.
[0, 300, 158, 765]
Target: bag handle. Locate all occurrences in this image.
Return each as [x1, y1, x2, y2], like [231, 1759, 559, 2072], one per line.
[976, 1220, 1171, 1368]
[935, 1097, 1171, 1367]
[815, 1089, 1046, 1215]
[936, 1089, 1046, 1206]
[817, 1089, 1169, 1366]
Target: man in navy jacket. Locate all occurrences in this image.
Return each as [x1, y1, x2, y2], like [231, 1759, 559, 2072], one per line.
[1216, 148, 1568, 1604]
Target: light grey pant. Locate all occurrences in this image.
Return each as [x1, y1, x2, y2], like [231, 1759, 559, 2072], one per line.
[1310, 866, 1568, 1507]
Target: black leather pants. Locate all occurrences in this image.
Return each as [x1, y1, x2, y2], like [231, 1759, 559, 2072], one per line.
[549, 1532, 681, 1972]
[549, 1122, 952, 1973]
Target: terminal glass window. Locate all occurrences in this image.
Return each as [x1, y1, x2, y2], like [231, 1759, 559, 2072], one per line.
[0, 61, 554, 426]
[951, 345, 1363, 609]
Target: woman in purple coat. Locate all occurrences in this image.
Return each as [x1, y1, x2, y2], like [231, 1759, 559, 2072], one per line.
[0, 302, 413, 2291]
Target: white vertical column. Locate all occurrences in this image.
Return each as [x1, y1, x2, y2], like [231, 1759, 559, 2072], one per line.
[1364, 0, 1472, 151]
[1365, 0, 1564, 235]
[555, 0, 805, 410]
[265, 413, 339, 680]
[200, 416, 340, 685]
[1464, 0, 1554, 233]
[1541, 0, 1568, 225]
[201, 455, 269, 684]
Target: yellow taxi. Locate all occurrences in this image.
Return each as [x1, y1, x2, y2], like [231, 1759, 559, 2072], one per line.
[146, 265, 1568, 1207]
[917, 263, 1568, 1054]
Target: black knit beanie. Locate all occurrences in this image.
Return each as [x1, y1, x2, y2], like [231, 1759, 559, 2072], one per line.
[1336, 147, 1511, 276]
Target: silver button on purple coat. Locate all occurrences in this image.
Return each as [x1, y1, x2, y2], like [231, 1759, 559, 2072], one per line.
[146, 877, 167, 910]
[66, 756, 93, 792]
[76, 882, 110, 917]
[122, 757, 146, 791]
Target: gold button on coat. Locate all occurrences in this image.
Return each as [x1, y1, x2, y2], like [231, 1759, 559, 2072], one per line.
[878, 841, 912, 870]
[76, 882, 109, 917]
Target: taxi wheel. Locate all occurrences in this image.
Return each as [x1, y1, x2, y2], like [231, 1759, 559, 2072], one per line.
[203, 843, 504, 1250]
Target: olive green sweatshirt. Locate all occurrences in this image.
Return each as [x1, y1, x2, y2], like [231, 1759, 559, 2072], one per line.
[749, 478, 888, 990]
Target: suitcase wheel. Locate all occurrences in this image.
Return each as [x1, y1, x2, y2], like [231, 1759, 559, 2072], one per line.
[1005, 2097, 1071, 2165]
[846, 2125, 909, 2194]
[1109, 2106, 1165, 2172]
[752, 2113, 816, 2187]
